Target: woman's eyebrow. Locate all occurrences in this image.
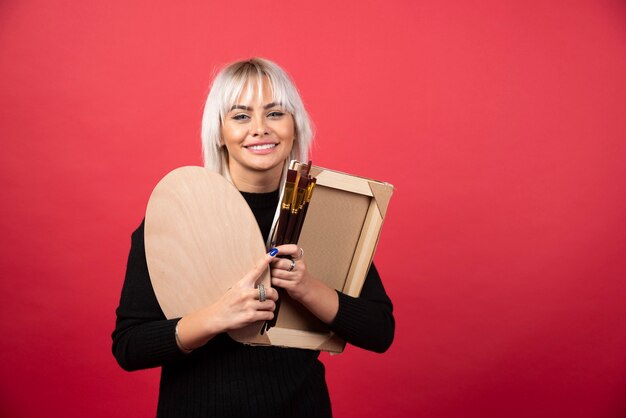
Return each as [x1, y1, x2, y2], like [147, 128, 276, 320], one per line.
[229, 102, 279, 111]
[263, 102, 279, 109]
[230, 104, 252, 111]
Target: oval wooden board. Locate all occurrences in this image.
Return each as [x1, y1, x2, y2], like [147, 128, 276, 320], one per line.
[144, 166, 271, 342]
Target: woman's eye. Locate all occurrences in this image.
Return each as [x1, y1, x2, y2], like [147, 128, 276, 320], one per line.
[267, 111, 284, 118]
[232, 114, 249, 121]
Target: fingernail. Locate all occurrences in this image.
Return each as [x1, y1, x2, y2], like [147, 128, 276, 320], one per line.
[269, 248, 279, 257]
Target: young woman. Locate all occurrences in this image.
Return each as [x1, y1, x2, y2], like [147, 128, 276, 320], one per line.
[112, 58, 394, 418]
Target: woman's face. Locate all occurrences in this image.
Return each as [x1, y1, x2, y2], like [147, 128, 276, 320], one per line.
[221, 77, 295, 190]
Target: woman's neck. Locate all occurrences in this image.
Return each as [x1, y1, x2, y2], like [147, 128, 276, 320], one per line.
[229, 166, 282, 193]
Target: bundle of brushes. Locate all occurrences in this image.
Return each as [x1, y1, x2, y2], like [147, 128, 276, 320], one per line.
[270, 160, 317, 247]
[263, 160, 316, 333]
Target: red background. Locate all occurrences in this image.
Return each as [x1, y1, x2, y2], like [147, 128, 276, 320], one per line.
[2, 1, 626, 417]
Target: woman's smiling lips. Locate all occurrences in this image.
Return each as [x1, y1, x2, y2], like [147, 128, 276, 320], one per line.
[243, 142, 279, 155]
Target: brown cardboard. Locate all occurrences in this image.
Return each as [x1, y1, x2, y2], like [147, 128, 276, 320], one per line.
[230, 166, 394, 353]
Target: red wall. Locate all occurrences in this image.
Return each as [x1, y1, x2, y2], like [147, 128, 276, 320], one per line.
[2, 1, 626, 417]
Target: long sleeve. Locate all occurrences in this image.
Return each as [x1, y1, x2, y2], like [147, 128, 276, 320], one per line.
[111, 193, 391, 417]
[329, 263, 395, 353]
[111, 221, 186, 371]
[112, 216, 334, 418]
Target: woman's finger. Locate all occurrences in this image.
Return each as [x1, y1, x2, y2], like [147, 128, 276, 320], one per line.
[275, 244, 300, 257]
[271, 267, 296, 280]
[257, 300, 276, 311]
[271, 276, 293, 291]
[251, 286, 279, 302]
[241, 249, 279, 286]
[270, 257, 295, 271]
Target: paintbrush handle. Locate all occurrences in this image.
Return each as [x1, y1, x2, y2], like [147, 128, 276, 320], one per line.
[283, 209, 298, 244]
[292, 203, 310, 244]
[275, 208, 291, 245]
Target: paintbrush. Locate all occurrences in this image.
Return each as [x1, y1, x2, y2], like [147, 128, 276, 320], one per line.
[284, 174, 309, 244]
[263, 160, 317, 333]
[273, 167, 299, 246]
[292, 177, 316, 244]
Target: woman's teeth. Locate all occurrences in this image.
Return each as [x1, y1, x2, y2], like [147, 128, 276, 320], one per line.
[247, 144, 276, 150]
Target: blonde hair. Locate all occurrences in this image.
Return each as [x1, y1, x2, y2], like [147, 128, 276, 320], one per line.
[201, 58, 313, 177]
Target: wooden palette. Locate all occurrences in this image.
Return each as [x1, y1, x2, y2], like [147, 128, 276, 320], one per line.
[144, 166, 271, 340]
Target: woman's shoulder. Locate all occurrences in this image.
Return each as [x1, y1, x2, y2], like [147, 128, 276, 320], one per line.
[130, 218, 145, 241]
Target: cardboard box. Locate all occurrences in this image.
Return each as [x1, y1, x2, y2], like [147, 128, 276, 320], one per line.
[230, 166, 393, 353]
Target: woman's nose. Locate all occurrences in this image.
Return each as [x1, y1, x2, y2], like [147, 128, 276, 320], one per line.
[251, 117, 269, 136]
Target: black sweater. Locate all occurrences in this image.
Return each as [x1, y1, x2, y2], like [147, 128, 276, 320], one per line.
[112, 189, 394, 418]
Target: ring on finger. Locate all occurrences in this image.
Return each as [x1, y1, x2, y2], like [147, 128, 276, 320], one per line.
[258, 284, 266, 302]
[287, 258, 296, 272]
[293, 247, 304, 261]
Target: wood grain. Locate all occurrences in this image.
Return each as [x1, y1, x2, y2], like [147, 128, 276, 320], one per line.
[144, 167, 270, 340]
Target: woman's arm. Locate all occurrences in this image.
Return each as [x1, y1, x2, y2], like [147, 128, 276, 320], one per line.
[112, 221, 279, 370]
[111, 222, 185, 371]
[270, 245, 395, 353]
[174, 253, 278, 351]
[329, 263, 395, 353]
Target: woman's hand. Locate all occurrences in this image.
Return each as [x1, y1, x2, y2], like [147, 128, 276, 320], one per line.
[210, 254, 279, 331]
[177, 251, 279, 351]
[270, 244, 313, 302]
[270, 244, 339, 324]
